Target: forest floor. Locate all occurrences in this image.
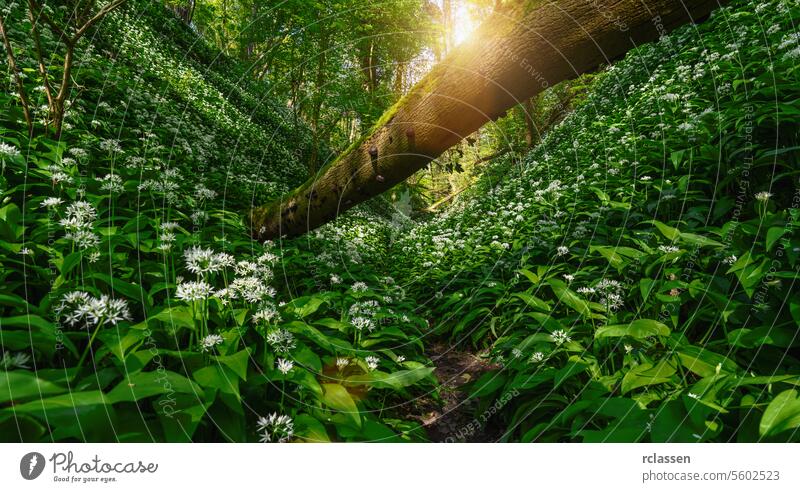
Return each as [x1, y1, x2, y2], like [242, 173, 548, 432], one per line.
[408, 342, 504, 442]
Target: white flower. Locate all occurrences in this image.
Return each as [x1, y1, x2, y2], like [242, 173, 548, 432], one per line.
[351, 316, 375, 332]
[256, 413, 294, 443]
[252, 305, 281, 324]
[365, 355, 380, 371]
[1, 351, 31, 369]
[396, 355, 406, 363]
[529, 352, 545, 363]
[349, 300, 380, 318]
[41, 197, 64, 208]
[551, 330, 571, 345]
[330, 274, 342, 285]
[266, 329, 296, 354]
[184, 246, 231, 276]
[755, 191, 772, 202]
[99, 138, 122, 153]
[57, 292, 131, 327]
[658, 245, 680, 254]
[191, 211, 208, 224]
[0, 142, 21, 159]
[200, 334, 224, 352]
[63, 200, 97, 224]
[556, 246, 569, 256]
[19, 247, 32, 256]
[175, 280, 214, 301]
[722, 254, 737, 265]
[336, 357, 350, 369]
[276, 358, 294, 374]
[563, 274, 574, 283]
[98, 173, 124, 193]
[68, 147, 88, 159]
[351, 281, 368, 293]
[194, 184, 217, 200]
[160, 221, 180, 231]
[87, 251, 100, 263]
[577, 287, 595, 295]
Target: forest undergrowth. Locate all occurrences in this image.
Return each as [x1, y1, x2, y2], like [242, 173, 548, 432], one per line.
[1, 0, 799, 443]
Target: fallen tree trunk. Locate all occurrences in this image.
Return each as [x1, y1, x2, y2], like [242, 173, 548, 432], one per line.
[251, 0, 727, 239]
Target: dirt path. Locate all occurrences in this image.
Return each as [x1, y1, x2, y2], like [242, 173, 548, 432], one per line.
[409, 342, 504, 442]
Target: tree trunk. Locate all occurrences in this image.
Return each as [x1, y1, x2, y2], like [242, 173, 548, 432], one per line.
[251, 0, 727, 240]
[520, 98, 537, 148]
[308, 27, 329, 174]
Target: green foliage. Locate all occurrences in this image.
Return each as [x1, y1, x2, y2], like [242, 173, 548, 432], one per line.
[391, 0, 800, 442]
[0, 0, 432, 442]
[2, 0, 799, 444]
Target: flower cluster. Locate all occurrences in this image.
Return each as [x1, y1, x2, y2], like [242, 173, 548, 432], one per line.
[56, 291, 132, 327]
[256, 413, 294, 443]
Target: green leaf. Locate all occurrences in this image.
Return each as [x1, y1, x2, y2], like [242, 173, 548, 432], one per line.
[284, 321, 348, 353]
[8, 391, 110, 413]
[294, 414, 330, 442]
[596, 319, 670, 340]
[621, 360, 676, 394]
[0, 371, 66, 404]
[321, 383, 360, 427]
[107, 371, 202, 403]
[677, 346, 740, 377]
[548, 278, 590, 316]
[554, 360, 588, 389]
[589, 245, 644, 271]
[647, 220, 681, 241]
[152, 306, 196, 330]
[346, 367, 434, 390]
[289, 295, 326, 318]
[678, 233, 722, 248]
[193, 365, 239, 397]
[518, 268, 540, 285]
[512, 292, 549, 312]
[314, 317, 350, 332]
[87, 273, 151, 308]
[212, 349, 251, 381]
[766, 227, 786, 252]
[760, 390, 800, 438]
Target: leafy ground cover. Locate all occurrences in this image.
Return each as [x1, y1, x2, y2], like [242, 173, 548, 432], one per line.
[1, 0, 799, 443]
[391, 0, 800, 442]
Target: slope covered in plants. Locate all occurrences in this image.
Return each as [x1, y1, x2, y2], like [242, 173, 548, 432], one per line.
[0, 0, 433, 443]
[1, 0, 799, 444]
[392, 0, 800, 441]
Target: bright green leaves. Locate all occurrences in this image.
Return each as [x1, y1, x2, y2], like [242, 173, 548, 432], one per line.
[595, 319, 671, 340]
[0, 371, 67, 404]
[760, 390, 800, 438]
[107, 370, 202, 403]
[346, 366, 435, 391]
[512, 292, 550, 312]
[645, 220, 723, 248]
[547, 278, 604, 318]
[621, 360, 677, 394]
[589, 245, 645, 272]
[676, 346, 740, 378]
[725, 251, 771, 298]
[322, 383, 360, 427]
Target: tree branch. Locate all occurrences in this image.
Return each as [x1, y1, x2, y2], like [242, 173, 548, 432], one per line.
[0, 14, 33, 135]
[72, 0, 126, 43]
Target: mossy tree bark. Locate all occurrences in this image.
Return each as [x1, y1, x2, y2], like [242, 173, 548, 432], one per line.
[251, 0, 727, 240]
